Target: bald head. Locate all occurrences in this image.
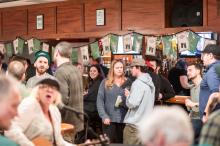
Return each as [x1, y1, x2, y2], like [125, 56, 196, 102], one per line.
[8, 61, 25, 81]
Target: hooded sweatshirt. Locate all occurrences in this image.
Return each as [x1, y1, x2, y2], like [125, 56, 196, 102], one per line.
[124, 73, 155, 126]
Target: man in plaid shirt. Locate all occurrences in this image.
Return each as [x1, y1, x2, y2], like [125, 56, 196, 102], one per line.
[199, 110, 220, 146]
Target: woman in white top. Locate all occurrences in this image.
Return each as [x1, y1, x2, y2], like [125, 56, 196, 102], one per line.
[5, 76, 75, 146]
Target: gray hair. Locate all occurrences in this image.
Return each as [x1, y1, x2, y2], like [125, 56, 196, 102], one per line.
[138, 106, 193, 145]
[0, 74, 20, 101]
[7, 61, 25, 81]
[55, 41, 72, 59]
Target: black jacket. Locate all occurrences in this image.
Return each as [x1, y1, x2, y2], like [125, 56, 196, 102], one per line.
[84, 77, 103, 113]
[159, 74, 175, 100]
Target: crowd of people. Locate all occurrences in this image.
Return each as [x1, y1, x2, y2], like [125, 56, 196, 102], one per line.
[0, 42, 220, 146]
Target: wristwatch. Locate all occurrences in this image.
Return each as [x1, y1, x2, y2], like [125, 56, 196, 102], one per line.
[203, 112, 207, 116]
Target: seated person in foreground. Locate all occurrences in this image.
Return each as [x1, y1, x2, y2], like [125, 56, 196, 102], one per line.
[5, 76, 75, 146]
[138, 106, 193, 146]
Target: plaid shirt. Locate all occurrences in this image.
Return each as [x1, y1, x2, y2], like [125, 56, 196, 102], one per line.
[199, 110, 220, 146]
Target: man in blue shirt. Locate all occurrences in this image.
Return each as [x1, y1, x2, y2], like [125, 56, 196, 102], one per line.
[200, 44, 220, 120]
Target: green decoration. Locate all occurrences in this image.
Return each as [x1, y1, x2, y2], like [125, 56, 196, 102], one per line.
[5, 43, 13, 57]
[132, 33, 143, 53]
[18, 38, 25, 55]
[110, 34, 119, 53]
[72, 48, 78, 63]
[33, 38, 41, 52]
[188, 31, 200, 53]
[90, 42, 100, 59]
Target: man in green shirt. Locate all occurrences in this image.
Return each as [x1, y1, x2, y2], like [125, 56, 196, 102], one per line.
[0, 74, 20, 146]
[185, 63, 203, 143]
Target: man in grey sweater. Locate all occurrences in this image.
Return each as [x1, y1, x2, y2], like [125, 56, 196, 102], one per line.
[54, 42, 84, 143]
[123, 58, 155, 145]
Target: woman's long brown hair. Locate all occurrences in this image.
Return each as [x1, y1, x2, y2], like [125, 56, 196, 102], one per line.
[105, 60, 126, 89]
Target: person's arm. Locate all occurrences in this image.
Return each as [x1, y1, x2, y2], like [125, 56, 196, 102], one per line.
[179, 75, 190, 89]
[203, 92, 220, 122]
[160, 76, 175, 100]
[125, 83, 144, 109]
[5, 99, 35, 146]
[207, 69, 220, 93]
[54, 70, 69, 105]
[185, 99, 199, 108]
[96, 80, 110, 121]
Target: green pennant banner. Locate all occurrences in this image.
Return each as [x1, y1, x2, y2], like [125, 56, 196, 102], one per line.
[5, 43, 13, 57]
[133, 33, 143, 53]
[33, 38, 41, 52]
[72, 48, 78, 63]
[162, 36, 177, 59]
[110, 34, 118, 53]
[90, 42, 100, 59]
[188, 31, 200, 53]
[18, 37, 25, 55]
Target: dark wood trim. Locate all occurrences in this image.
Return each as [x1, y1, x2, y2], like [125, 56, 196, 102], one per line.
[54, 6, 57, 34]
[0, 12, 2, 37]
[203, 0, 208, 26]
[26, 9, 28, 35]
[81, 3, 85, 32]
[161, 0, 165, 28]
[118, 0, 122, 30]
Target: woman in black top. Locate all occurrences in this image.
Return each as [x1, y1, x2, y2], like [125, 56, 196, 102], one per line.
[84, 64, 103, 136]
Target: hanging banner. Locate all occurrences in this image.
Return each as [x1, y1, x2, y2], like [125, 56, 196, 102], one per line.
[132, 33, 143, 53]
[80, 45, 90, 65]
[13, 37, 25, 55]
[13, 39, 19, 54]
[42, 43, 49, 52]
[33, 38, 41, 52]
[176, 31, 189, 52]
[162, 35, 177, 60]
[101, 35, 111, 56]
[71, 48, 79, 63]
[188, 31, 200, 53]
[110, 34, 119, 53]
[0, 43, 6, 54]
[27, 38, 34, 54]
[202, 39, 217, 51]
[90, 41, 100, 59]
[145, 36, 157, 56]
[5, 43, 13, 57]
[123, 33, 133, 53]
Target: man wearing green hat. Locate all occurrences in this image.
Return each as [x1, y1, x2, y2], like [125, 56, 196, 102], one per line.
[26, 50, 53, 88]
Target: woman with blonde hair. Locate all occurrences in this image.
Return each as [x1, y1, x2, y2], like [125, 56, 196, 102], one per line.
[5, 76, 74, 146]
[97, 60, 131, 143]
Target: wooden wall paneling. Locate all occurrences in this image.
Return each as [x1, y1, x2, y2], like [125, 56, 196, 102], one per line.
[2, 9, 27, 39]
[84, 0, 121, 32]
[0, 12, 2, 38]
[57, 3, 84, 33]
[207, 0, 220, 26]
[203, 0, 208, 26]
[28, 7, 56, 36]
[122, 0, 165, 30]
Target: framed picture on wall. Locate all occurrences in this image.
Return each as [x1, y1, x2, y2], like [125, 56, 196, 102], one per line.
[36, 15, 44, 30]
[96, 9, 105, 26]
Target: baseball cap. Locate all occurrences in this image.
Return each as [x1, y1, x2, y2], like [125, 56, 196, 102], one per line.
[35, 51, 51, 64]
[36, 76, 60, 91]
[130, 58, 146, 67]
[202, 44, 220, 57]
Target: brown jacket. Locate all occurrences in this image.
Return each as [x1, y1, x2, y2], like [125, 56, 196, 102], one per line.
[55, 62, 84, 132]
